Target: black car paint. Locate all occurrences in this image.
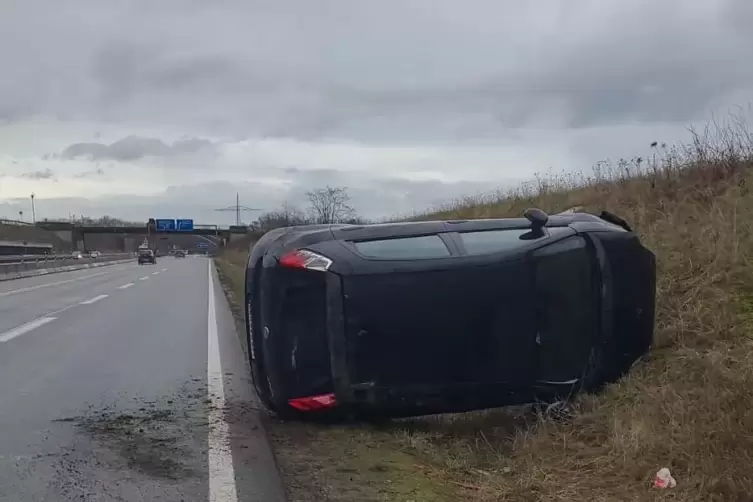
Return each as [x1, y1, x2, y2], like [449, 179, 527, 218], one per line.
[245, 213, 656, 418]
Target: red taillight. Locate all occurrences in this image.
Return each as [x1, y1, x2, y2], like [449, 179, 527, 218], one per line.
[288, 393, 338, 412]
[279, 249, 333, 272]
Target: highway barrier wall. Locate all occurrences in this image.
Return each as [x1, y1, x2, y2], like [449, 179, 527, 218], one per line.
[0, 253, 135, 282]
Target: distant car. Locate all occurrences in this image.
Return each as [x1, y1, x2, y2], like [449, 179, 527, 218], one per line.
[89, 250, 101, 259]
[137, 249, 156, 265]
[244, 209, 656, 420]
[71, 251, 83, 259]
[174, 250, 186, 258]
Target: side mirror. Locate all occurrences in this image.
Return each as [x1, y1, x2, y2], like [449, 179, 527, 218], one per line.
[524, 208, 549, 230]
[599, 211, 632, 232]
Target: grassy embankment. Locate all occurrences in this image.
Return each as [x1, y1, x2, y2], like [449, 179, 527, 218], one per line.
[0, 223, 69, 250]
[216, 118, 753, 502]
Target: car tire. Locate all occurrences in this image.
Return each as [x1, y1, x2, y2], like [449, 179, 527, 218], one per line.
[245, 263, 276, 415]
[248, 300, 274, 412]
[530, 400, 573, 423]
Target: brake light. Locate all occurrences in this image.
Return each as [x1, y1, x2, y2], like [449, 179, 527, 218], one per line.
[279, 249, 333, 272]
[288, 393, 337, 411]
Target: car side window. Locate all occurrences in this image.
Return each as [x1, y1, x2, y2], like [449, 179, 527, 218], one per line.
[352, 235, 451, 259]
[459, 227, 567, 255]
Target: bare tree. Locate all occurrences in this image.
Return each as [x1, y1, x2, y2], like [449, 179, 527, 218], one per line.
[255, 202, 309, 231]
[305, 186, 356, 224]
[281, 201, 308, 224]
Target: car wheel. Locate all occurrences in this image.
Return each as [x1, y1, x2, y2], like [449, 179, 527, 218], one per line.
[246, 268, 276, 414]
[248, 302, 274, 412]
[530, 400, 573, 423]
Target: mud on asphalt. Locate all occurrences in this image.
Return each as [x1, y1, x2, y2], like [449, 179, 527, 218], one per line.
[4, 378, 257, 502]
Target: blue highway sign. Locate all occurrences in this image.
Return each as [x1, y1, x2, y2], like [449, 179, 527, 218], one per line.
[176, 219, 194, 231]
[197, 242, 209, 248]
[155, 219, 176, 231]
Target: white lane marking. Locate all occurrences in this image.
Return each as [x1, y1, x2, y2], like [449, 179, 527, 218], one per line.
[152, 271, 160, 275]
[0, 302, 81, 344]
[0, 270, 111, 297]
[117, 283, 135, 290]
[139, 276, 150, 281]
[161, 268, 167, 272]
[207, 261, 239, 502]
[80, 294, 108, 305]
[0, 317, 57, 343]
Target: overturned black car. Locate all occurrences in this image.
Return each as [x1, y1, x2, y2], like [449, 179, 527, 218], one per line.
[244, 209, 656, 419]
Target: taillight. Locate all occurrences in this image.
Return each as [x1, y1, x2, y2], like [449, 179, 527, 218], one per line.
[279, 249, 332, 272]
[288, 393, 337, 411]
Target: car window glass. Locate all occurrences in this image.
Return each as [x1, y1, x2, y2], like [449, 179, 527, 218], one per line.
[459, 227, 568, 255]
[353, 235, 450, 259]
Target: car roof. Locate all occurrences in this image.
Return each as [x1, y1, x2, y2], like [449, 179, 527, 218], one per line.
[326, 214, 598, 240]
[250, 212, 626, 264]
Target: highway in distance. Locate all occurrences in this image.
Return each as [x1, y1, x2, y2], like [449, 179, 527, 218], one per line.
[0, 257, 285, 502]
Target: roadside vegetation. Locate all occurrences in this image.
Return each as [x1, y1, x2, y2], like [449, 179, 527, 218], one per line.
[217, 113, 753, 501]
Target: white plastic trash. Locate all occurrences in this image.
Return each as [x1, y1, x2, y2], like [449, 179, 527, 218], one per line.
[653, 467, 677, 489]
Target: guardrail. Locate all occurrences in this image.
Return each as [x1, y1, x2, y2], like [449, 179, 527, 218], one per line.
[0, 218, 33, 227]
[0, 253, 135, 281]
[0, 253, 132, 265]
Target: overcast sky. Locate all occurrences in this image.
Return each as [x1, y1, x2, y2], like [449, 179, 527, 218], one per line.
[1, 0, 751, 224]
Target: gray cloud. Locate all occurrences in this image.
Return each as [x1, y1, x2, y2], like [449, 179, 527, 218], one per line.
[73, 168, 105, 178]
[60, 136, 215, 161]
[20, 168, 55, 180]
[1, 0, 751, 142]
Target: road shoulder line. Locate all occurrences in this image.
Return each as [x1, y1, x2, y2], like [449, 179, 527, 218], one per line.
[208, 260, 240, 502]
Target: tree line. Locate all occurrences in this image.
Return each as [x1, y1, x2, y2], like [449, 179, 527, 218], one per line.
[253, 185, 367, 232]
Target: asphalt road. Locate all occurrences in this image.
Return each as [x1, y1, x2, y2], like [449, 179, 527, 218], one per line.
[0, 257, 285, 502]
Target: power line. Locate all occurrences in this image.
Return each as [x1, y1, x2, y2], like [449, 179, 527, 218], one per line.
[214, 192, 263, 226]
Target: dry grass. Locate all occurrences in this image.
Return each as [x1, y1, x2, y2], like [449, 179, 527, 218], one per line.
[217, 115, 753, 501]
